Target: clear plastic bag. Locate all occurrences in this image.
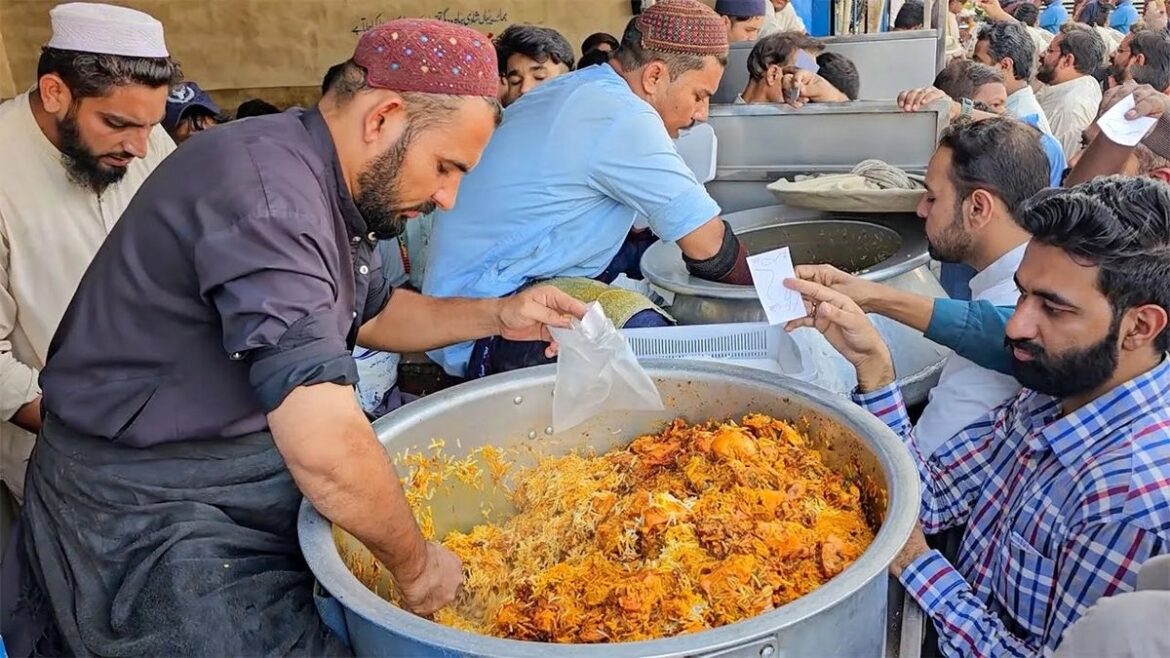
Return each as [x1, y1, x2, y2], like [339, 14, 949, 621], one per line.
[548, 302, 664, 433]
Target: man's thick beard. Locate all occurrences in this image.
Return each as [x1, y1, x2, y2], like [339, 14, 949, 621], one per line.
[1036, 65, 1056, 85]
[1108, 63, 1132, 84]
[58, 111, 130, 193]
[354, 125, 437, 239]
[927, 204, 972, 264]
[1007, 317, 1121, 399]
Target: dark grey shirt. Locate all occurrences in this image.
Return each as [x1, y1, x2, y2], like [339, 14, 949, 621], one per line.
[40, 109, 390, 447]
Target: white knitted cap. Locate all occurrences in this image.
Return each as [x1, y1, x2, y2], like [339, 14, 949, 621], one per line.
[46, 3, 169, 58]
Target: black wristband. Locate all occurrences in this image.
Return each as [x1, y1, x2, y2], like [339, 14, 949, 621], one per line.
[683, 220, 738, 280]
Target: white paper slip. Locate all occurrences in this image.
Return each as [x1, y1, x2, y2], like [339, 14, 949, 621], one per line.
[1098, 94, 1158, 147]
[746, 247, 806, 326]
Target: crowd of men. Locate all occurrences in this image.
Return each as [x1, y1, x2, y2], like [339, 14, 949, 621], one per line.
[0, 0, 1168, 656]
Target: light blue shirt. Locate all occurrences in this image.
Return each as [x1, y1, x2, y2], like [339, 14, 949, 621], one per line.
[1020, 113, 1069, 187]
[1110, 0, 1139, 33]
[1040, 1, 1068, 34]
[424, 65, 721, 375]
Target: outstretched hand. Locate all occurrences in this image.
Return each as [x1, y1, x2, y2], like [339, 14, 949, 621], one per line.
[783, 277, 895, 392]
[497, 286, 588, 357]
[897, 86, 951, 113]
[1103, 83, 1170, 121]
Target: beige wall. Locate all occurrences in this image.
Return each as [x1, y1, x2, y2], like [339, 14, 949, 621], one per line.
[0, 0, 634, 100]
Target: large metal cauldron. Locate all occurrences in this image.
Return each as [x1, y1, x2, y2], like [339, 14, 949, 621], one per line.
[641, 207, 950, 405]
[299, 361, 920, 658]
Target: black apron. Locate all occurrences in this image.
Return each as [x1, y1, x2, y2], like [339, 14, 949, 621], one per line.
[1, 414, 350, 657]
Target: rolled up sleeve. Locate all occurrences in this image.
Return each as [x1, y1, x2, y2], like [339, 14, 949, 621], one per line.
[194, 212, 357, 412]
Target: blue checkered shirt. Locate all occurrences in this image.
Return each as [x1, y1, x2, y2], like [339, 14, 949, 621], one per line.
[856, 358, 1170, 657]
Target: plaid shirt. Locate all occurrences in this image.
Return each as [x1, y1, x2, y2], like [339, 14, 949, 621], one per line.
[856, 358, 1170, 657]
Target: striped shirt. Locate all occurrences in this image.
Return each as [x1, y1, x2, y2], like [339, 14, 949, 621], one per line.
[856, 358, 1170, 657]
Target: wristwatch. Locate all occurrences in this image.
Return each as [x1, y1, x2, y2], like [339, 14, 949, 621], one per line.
[951, 97, 975, 125]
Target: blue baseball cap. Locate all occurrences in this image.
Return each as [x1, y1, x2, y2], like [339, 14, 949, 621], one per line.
[163, 82, 222, 133]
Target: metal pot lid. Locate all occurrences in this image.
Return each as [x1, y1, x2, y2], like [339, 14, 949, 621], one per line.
[642, 209, 931, 299]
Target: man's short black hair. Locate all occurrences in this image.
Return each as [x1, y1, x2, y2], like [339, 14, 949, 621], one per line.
[978, 21, 1036, 82]
[581, 32, 620, 55]
[933, 59, 1005, 101]
[894, 1, 925, 29]
[577, 49, 613, 70]
[746, 32, 822, 80]
[494, 25, 575, 77]
[937, 118, 1051, 213]
[815, 52, 860, 100]
[37, 47, 181, 99]
[1017, 176, 1170, 351]
[1058, 25, 1108, 75]
[1130, 30, 1170, 92]
[1013, 2, 1040, 26]
[321, 62, 345, 95]
[235, 99, 280, 119]
[1092, 63, 1114, 88]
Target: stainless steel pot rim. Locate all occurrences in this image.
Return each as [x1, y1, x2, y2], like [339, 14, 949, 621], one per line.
[641, 214, 932, 300]
[298, 361, 921, 658]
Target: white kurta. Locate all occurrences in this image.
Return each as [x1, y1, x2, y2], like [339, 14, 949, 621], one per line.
[915, 243, 1027, 456]
[1094, 25, 1125, 60]
[0, 91, 174, 497]
[945, 12, 966, 61]
[1026, 25, 1054, 54]
[760, 2, 807, 37]
[912, 242, 1024, 456]
[1036, 75, 1103, 159]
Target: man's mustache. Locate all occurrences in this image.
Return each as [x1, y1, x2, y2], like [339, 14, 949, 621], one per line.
[400, 201, 437, 217]
[1005, 336, 1044, 359]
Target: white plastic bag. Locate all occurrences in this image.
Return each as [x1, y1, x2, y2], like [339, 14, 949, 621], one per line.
[548, 302, 664, 433]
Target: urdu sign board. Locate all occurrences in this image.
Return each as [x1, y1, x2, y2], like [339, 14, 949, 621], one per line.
[0, 0, 634, 99]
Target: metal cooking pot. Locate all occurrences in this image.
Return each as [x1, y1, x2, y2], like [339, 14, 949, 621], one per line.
[299, 361, 920, 658]
[640, 207, 950, 405]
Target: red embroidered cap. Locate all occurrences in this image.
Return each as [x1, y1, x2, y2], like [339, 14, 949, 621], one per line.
[637, 0, 730, 57]
[353, 19, 499, 97]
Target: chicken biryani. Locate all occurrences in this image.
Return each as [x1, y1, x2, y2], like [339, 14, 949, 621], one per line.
[352, 414, 876, 643]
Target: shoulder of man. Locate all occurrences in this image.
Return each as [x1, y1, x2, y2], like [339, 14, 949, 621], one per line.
[134, 114, 335, 237]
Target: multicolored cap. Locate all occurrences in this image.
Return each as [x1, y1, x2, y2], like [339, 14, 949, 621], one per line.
[637, 0, 730, 57]
[353, 19, 498, 97]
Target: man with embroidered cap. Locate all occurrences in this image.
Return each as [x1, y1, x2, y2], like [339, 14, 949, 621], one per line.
[6, 18, 585, 656]
[0, 3, 177, 523]
[425, 0, 754, 378]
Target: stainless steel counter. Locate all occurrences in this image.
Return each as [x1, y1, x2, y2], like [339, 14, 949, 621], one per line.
[888, 577, 926, 658]
[704, 100, 949, 213]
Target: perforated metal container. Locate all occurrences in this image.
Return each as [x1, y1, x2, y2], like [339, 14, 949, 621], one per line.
[299, 361, 920, 658]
